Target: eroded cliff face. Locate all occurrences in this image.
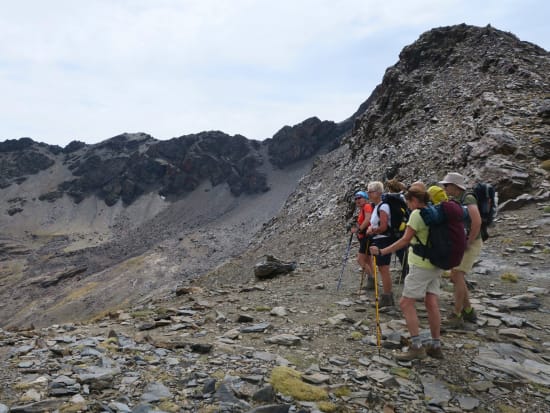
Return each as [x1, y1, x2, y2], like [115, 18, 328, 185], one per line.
[347, 24, 549, 201]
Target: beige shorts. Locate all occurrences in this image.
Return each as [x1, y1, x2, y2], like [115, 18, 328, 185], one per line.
[402, 265, 443, 300]
[454, 237, 483, 273]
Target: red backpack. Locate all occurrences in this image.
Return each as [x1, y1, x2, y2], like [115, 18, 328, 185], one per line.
[412, 200, 467, 270]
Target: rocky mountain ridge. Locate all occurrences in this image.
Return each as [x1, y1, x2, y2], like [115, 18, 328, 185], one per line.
[1, 115, 346, 208]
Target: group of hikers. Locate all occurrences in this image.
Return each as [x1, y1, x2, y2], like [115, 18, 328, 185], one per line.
[349, 172, 483, 361]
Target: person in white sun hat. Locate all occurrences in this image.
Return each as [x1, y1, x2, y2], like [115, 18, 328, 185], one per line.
[438, 172, 482, 330]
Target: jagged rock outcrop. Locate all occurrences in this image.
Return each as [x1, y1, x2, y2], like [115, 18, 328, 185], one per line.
[346, 24, 549, 202]
[267, 117, 347, 168]
[0, 138, 60, 188]
[1, 124, 349, 207]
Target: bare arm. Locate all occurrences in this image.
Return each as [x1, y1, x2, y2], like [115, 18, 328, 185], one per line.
[370, 226, 415, 256]
[467, 203, 481, 245]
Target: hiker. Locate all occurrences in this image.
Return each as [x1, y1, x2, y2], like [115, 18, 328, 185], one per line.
[386, 178, 407, 195]
[439, 172, 482, 328]
[427, 185, 448, 205]
[365, 181, 394, 306]
[370, 183, 444, 360]
[350, 191, 375, 289]
[386, 178, 409, 278]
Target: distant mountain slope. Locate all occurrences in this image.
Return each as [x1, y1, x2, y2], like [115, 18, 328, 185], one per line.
[0, 107, 351, 327]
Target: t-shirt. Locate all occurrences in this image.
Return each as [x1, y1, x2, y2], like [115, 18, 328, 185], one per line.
[455, 192, 481, 240]
[357, 203, 373, 239]
[370, 202, 391, 239]
[407, 209, 436, 269]
[358, 203, 373, 227]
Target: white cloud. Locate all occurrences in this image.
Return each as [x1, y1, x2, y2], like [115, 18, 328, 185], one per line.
[0, 0, 548, 146]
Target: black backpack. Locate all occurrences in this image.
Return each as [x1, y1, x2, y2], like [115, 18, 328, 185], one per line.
[473, 183, 497, 241]
[462, 183, 498, 241]
[377, 193, 409, 239]
[412, 200, 467, 270]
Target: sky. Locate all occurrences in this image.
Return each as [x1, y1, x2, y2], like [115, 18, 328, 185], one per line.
[1, 1, 548, 147]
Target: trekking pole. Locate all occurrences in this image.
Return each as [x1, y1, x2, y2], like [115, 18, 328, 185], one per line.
[398, 248, 409, 286]
[373, 255, 382, 356]
[336, 233, 354, 291]
[357, 237, 371, 293]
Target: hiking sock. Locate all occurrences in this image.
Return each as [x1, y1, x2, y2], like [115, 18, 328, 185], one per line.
[411, 335, 422, 349]
[431, 338, 441, 349]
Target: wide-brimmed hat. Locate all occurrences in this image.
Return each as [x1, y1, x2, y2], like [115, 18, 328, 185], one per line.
[428, 185, 448, 205]
[439, 172, 466, 191]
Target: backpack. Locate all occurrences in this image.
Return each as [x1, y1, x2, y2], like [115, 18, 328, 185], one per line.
[377, 193, 409, 239]
[472, 183, 498, 241]
[462, 183, 498, 241]
[412, 200, 467, 270]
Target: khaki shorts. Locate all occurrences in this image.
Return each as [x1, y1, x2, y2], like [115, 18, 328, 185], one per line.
[454, 237, 482, 273]
[402, 265, 442, 300]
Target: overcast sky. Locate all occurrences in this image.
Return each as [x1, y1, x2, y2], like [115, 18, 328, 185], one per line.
[1, 1, 548, 147]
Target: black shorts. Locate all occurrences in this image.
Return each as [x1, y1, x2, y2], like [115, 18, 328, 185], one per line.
[358, 236, 370, 254]
[370, 237, 393, 266]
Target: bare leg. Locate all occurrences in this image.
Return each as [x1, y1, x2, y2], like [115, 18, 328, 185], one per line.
[425, 292, 441, 339]
[357, 253, 373, 276]
[378, 264, 392, 294]
[450, 269, 470, 314]
[400, 296, 419, 336]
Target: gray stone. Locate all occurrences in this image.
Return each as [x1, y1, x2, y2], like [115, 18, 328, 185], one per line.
[140, 382, 172, 402]
[456, 395, 480, 411]
[240, 322, 271, 333]
[264, 334, 301, 346]
[420, 374, 451, 407]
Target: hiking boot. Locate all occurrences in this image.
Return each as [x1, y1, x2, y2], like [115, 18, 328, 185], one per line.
[442, 312, 464, 330]
[379, 293, 395, 308]
[395, 346, 427, 361]
[462, 308, 478, 323]
[425, 345, 444, 359]
[365, 276, 375, 290]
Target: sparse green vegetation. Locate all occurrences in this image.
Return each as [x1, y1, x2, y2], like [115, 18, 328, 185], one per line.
[318, 401, 337, 412]
[349, 331, 363, 341]
[332, 386, 351, 397]
[543, 205, 550, 213]
[255, 305, 271, 311]
[520, 241, 534, 247]
[51, 282, 99, 310]
[269, 366, 328, 401]
[496, 404, 521, 413]
[500, 272, 519, 283]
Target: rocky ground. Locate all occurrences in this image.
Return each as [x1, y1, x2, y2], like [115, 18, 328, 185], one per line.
[0, 202, 548, 413]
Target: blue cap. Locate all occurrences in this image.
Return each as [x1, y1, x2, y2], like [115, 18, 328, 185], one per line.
[354, 191, 368, 200]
